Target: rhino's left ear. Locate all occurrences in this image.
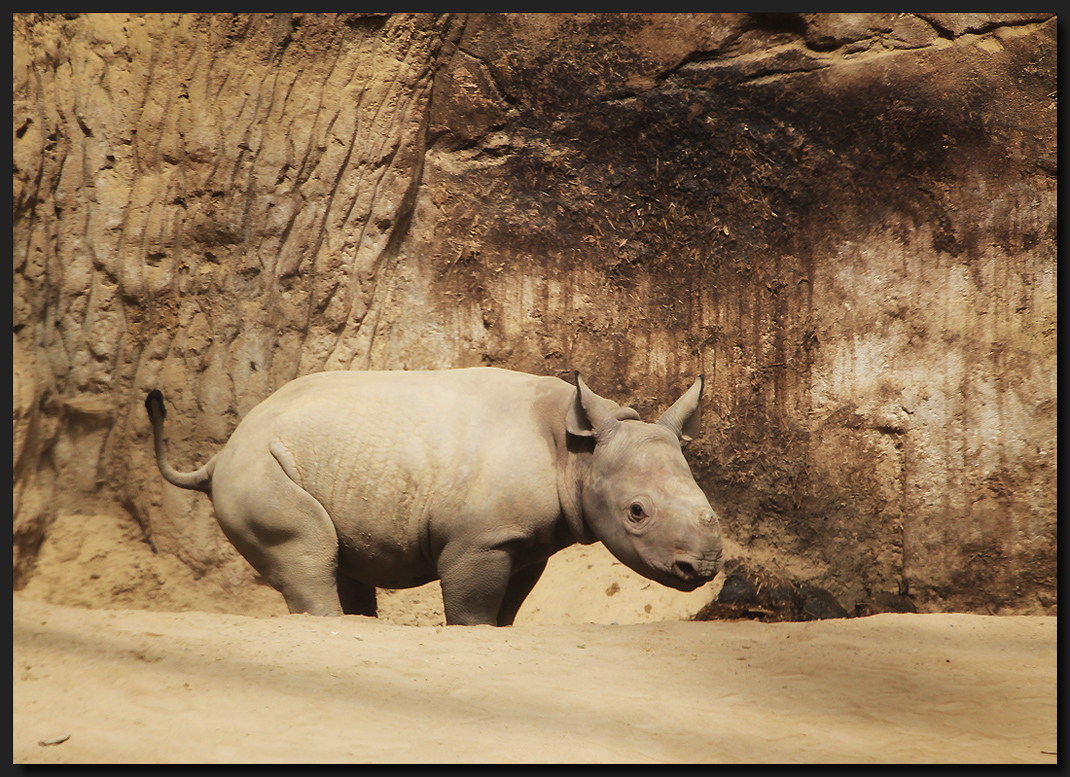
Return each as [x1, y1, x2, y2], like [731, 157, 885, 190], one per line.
[566, 373, 640, 439]
[657, 375, 704, 442]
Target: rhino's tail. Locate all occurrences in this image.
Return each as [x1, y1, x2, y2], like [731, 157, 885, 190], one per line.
[144, 389, 215, 493]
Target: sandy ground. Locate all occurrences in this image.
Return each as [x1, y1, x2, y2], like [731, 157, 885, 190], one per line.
[13, 514, 1059, 763]
[13, 591, 1056, 764]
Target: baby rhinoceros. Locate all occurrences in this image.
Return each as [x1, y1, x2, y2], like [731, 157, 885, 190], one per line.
[145, 367, 724, 625]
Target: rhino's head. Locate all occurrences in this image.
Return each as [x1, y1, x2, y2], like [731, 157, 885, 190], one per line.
[567, 374, 725, 592]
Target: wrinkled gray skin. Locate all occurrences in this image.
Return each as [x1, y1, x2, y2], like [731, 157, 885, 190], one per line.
[146, 368, 724, 625]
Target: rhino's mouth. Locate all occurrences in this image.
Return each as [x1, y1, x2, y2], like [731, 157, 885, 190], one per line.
[650, 551, 725, 591]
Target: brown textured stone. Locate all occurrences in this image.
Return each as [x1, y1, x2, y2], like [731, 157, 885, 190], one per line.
[13, 13, 1056, 616]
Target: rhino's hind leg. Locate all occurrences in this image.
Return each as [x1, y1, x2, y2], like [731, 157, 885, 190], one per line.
[212, 454, 344, 617]
[337, 574, 377, 617]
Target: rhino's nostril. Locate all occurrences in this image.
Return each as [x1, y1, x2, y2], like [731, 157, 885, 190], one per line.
[674, 559, 698, 580]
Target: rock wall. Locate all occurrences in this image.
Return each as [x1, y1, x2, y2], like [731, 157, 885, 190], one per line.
[13, 13, 1057, 615]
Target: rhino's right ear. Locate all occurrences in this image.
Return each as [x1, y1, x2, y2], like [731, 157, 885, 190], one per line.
[566, 373, 639, 439]
[657, 375, 704, 442]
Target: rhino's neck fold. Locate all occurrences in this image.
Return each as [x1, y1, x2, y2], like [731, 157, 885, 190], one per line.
[558, 435, 598, 546]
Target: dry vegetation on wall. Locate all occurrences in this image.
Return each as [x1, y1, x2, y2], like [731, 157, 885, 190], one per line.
[13, 13, 1057, 619]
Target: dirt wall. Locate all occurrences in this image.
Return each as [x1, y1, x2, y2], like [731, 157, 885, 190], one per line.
[13, 13, 1057, 618]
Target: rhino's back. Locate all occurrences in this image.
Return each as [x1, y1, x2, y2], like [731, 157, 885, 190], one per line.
[263, 367, 570, 421]
[255, 368, 573, 445]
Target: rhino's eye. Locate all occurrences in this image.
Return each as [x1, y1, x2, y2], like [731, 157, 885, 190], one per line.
[628, 502, 647, 521]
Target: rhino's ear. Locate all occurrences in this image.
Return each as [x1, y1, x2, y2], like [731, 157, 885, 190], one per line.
[657, 375, 704, 442]
[566, 373, 640, 439]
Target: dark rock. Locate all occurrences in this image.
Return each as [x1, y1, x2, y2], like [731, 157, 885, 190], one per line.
[696, 562, 849, 622]
[854, 591, 918, 617]
[717, 572, 761, 607]
[797, 585, 850, 620]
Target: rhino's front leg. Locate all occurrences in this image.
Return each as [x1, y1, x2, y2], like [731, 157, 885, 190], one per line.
[496, 560, 547, 626]
[437, 543, 515, 626]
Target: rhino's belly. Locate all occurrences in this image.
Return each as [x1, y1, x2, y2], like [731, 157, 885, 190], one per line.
[325, 484, 437, 588]
[275, 431, 443, 587]
[293, 462, 436, 587]
[334, 531, 436, 588]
